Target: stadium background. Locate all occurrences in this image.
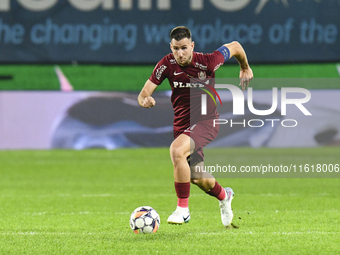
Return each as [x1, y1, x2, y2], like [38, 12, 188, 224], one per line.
[1, 0, 340, 150]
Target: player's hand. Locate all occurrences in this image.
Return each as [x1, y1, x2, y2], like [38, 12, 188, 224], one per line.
[142, 96, 156, 108]
[239, 67, 253, 91]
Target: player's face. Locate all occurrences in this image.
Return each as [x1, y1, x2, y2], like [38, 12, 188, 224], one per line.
[170, 38, 194, 66]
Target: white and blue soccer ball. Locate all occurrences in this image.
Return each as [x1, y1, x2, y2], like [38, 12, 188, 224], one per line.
[130, 206, 160, 234]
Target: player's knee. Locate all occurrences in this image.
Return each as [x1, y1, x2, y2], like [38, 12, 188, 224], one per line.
[190, 178, 202, 186]
[170, 143, 186, 160]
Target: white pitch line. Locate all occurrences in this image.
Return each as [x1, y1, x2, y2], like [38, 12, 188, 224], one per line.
[1, 194, 71, 198]
[0, 230, 338, 236]
[192, 231, 339, 236]
[82, 194, 115, 197]
[337, 64, 340, 77]
[0, 232, 108, 235]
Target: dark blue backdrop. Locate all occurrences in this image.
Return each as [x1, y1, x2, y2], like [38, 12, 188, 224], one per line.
[0, 0, 339, 63]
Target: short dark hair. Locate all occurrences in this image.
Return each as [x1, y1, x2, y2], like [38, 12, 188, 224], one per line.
[170, 26, 192, 41]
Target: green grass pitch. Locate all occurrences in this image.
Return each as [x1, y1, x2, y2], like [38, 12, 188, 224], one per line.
[0, 148, 339, 254]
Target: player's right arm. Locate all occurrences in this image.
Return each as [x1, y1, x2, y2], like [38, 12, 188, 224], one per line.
[139, 56, 169, 108]
[138, 79, 158, 108]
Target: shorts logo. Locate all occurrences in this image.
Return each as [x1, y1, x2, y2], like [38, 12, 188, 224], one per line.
[184, 124, 197, 133]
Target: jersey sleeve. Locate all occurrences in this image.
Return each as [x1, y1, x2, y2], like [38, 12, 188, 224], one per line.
[205, 50, 226, 73]
[149, 56, 169, 86]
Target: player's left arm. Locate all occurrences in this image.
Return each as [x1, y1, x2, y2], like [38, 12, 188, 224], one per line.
[223, 41, 253, 91]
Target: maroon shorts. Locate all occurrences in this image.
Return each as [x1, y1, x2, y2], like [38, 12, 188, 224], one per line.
[174, 118, 219, 164]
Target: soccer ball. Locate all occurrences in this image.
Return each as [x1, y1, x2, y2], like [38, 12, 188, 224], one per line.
[130, 206, 160, 234]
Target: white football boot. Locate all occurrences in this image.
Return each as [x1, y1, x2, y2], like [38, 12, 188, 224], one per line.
[167, 206, 190, 224]
[219, 187, 234, 227]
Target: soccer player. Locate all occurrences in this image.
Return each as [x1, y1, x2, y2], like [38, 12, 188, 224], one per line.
[138, 26, 253, 226]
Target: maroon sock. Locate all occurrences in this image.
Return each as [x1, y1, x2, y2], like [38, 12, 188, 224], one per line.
[206, 181, 226, 201]
[175, 182, 190, 208]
